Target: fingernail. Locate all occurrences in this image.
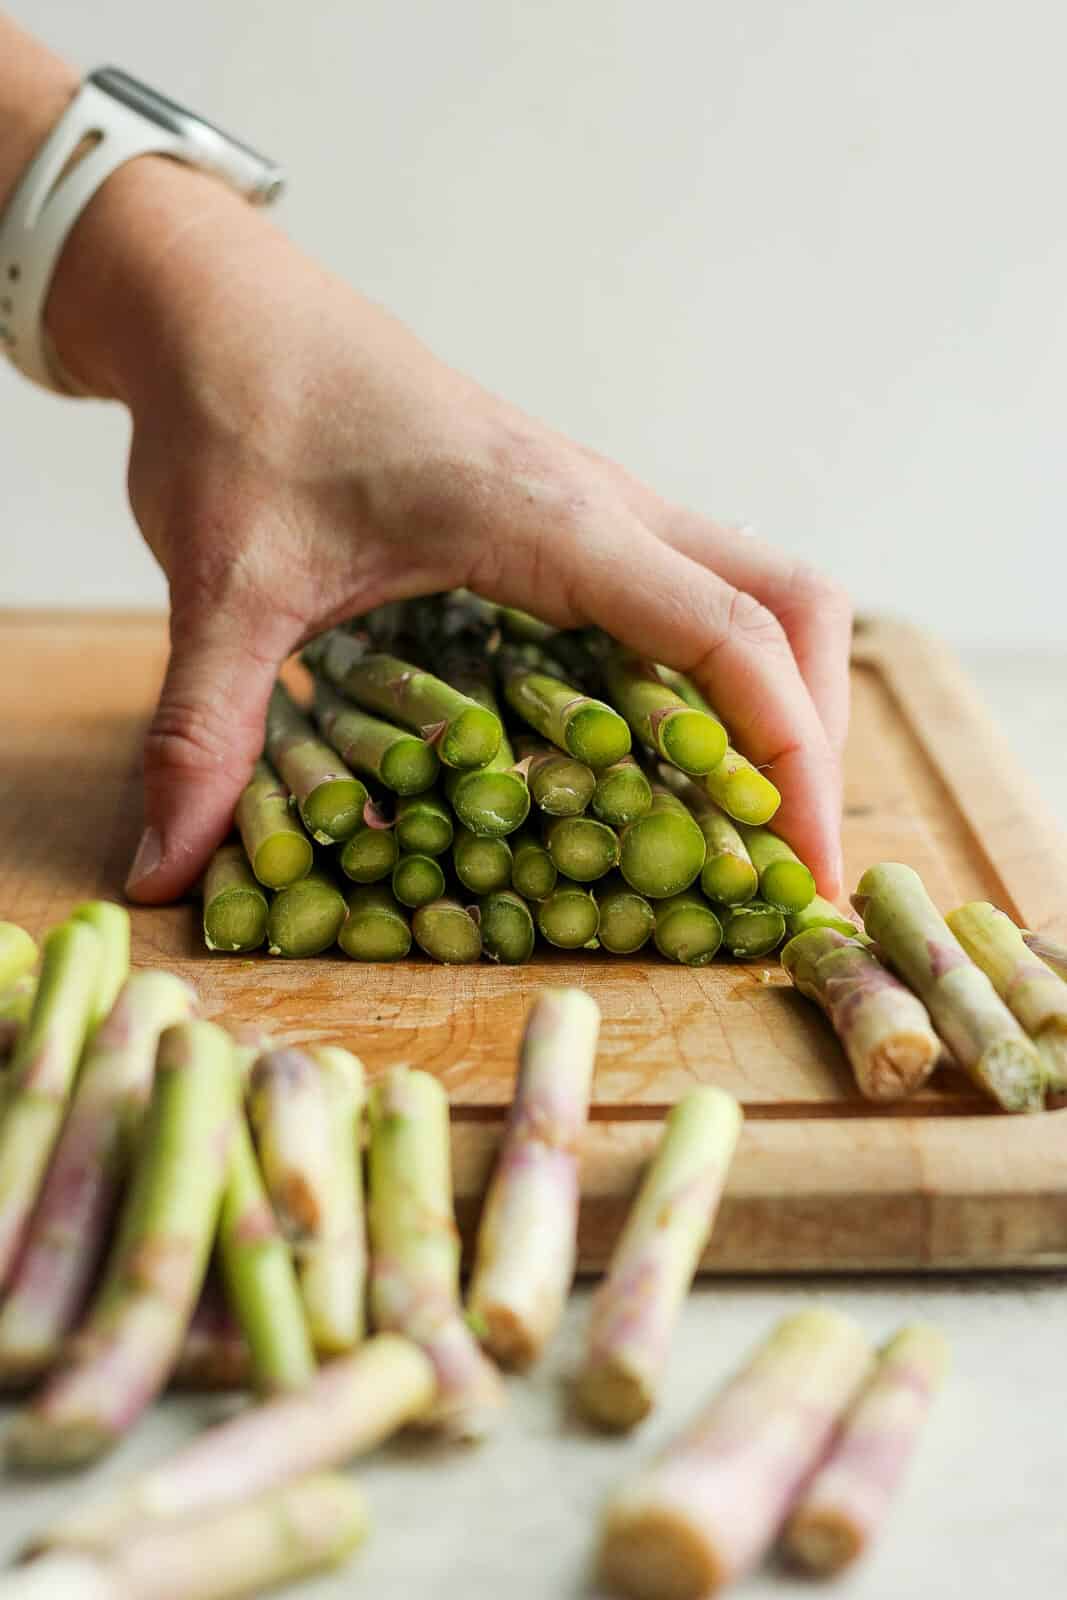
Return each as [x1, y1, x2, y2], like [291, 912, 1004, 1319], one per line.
[126, 826, 162, 892]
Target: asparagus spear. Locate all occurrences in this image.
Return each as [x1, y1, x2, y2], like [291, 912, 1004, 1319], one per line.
[0, 972, 198, 1384]
[266, 869, 347, 957]
[653, 891, 723, 967]
[479, 890, 537, 964]
[601, 650, 727, 775]
[544, 814, 621, 882]
[453, 825, 513, 895]
[296, 1046, 367, 1356]
[536, 884, 600, 950]
[592, 755, 653, 827]
[515, 736, 596, 816]
[1022, 929, 1067, 980]
[235, 758, 314, 889]
[313, 679, 440, 794]
[716, 899, 786, 960]
[619, 785, 707, 899]
[36, 1335, 433, 1555]
[338, 885, 412, 962]
[394, 789, 454, 855]
[598, 1309, 874, 1600]
[853, 864, 1045, 1112]
[675, 785, 758, 906]
[248, 1047, 338, 1240]
[0, 974, 35, 1057]
[0, 921, 37, 989]
[368, 1066, 505, 1438]
[338, 808, 399, 883]
[263, 682, 368, 844]
[782, 927, 942, 1102]
[412, 898, 483, 964]
[737, 825, 816, 914]
[947, 902, 1067, 1091]
[440, 664, 531, 837]
[203, 842, 269, 952]
[0, 918, 103, 1292]
[595, 875, 656, 955]
[499, 648, 631, 768]
[468, 990, 600, 1367]
[578, 1087, 742, 1429]
[783, 1322, 949, 1576]
[655, 668, 782, 823]
[510, 828, 559, 901]
[71, 902, 131, 1038]
[391, 851, 447, 909]
[8, 1020, 239, 1468]
[785, 893, 859, 939]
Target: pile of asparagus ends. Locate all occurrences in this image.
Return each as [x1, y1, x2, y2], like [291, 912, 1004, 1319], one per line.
[205, 592, 824, 965]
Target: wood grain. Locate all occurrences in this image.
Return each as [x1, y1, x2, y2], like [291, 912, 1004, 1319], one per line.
[3, 611, 1067, 1271]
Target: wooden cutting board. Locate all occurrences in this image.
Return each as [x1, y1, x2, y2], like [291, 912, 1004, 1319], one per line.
[3, 611, 1067, 1273]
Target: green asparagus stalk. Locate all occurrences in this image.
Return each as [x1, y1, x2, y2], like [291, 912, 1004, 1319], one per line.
[601, 650, 727, 775]
[0, 974, 34, 1057]
[368, 1067, 505, 1438]
[1022, 929, 1067, 980]
[0, 972, 198, 1384]
[314, 679, 440, 794]
[946, 902, 1067, 1091]
[510, 828, 559, 901]
[619, 785, 707, 899]
[598, 1309, 874, 1599]
[716, 899, 786, 960]
[441, 666, 530, 837]
[515, 736, 596, 816]
[737, 825, 816, 914]
[264, 682, 368, 843]
[854, 864, 1045, 1112]
[536, 884, 600, 950]
[248, 1047, 337, 1240]
[0, 922, 37, 990]
[412, 898, 483, 964]
[338, 885, 412, 962]
[36, 1335, 433, 1555]
[578, 1087, 742, 1429]
[478, 890, 537, 964]
[653, 891, 723, 967]
[338, 806, 399, 883]
[594, 875, 656, 955]
[71, 902, 131, 1038]
[668, 782, 758, 906]
[785, 894, 859, 939]
[0, 918, 103, 1292]
[498, 603, 555, 642]
[591, 754, 654, 827]
[7, 1020, 239, 1468]
[783, 1322, 949, 1576]
[394, 789, 454, 855]
[391, 852, 447, 909]
[202, 842, 269, 952]
[235, 758, 314, 889]
[468, 990, 600, 1367]
[655, 668, 782, 823]
[544, 814, 621, 882]
[266, 869, 347, 957]
[499, 648, 631, 768]
[296, 1047, 367, 1356]
[452, 825, 513, 895]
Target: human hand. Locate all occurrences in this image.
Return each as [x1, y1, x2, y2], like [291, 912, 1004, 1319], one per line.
[47, 157, 852, 905]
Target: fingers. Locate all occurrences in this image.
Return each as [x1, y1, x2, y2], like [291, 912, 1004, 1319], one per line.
[126, 601, 297, 904]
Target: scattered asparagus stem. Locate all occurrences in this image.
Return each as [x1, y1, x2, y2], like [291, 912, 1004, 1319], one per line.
[468, 990, 600, 1368]
[265, 682, 368, 843]
[412, 898, 483, 964]
[784, 1323, 949, 1576]
[313, 679, 440, 795]
[394, 789, 454, 855]
[203, 842, 269, 952]
[785, 894, 859, 939]
[71, 902, 131, 1039]
[782, 927, 943, 1102]
[338, 811, 399, 883]
[544, 814, 621, 882]
[598, 1309, 874, 1600]
[0, 973, 198, 1385]
[619, 786, 707, 900]
[452, 825, 513, 895]
[0, 922, 37, 990]
[499, 649, 631, 768]
[853, 864, 1045, 1112]
[392, 852, 447, 909]
[592, 755, 653, 827]
[737, 826, 816, 914]
[248, 1047, 337, 1241]
[294, 1047, 367, 1356]
[0, 918, 103, 1292]
[1022, 929, 1067, 980]
[478, 890, 537, 964]
[537, 884, 600, 950]
[510, 829, 559, 901]
[515, 736, 597, 817]
[595, 876, 656, 955]
[578, 1087, 742, 1429]
[8, 1021, 239, 1469]
[368, 1066, 505, 1438]
[235, 759, 314, 889]
[0, 974, 34, 1057]
[266, 869, 347, 957]
[601, 651, 727, 775]
[716, 900, 786, 960]
[947, 902, 1067, 1091]
[338, 885, 412, 962]
[653, 892, 723, 967]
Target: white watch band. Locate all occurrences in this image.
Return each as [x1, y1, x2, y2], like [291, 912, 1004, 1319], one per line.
[0, 80, 187, 395]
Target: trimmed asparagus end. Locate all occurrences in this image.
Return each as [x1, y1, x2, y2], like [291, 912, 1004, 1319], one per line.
[595, 877, 656, 955]
[339, 886, 412, 962]
[592, 757, 653, 827]
[267, 872, 347, 958]
[656, 708, 728, 776]
[544, 816, 621, 882]
[717, 900, 786, 960]
[619, 789, 707, 900]
[300, 778, 370, 844]
[565, 703, 632, 768]
[253, 831, 315, 891]
[702, 749, 782, 825]
[511, 831, 559, 901]
[448, 769, 531, 838]
[378, 737, 441, 794]
[394, 791, 454, 855]
[653, 892, 722, 967]
[338, 816, 399, 884]
[479, 891, 536, 964]
[391, 853, 447, 909]
[412, 900, 483, 964]
[785, 894, 858, 939]
[452, 828, 513, 895]
[537, 886, 600, 950]
[203, 843, 269, 952]
[438, 704, 503, 770]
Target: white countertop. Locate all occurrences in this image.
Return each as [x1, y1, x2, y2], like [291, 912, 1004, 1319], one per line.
[4, 650, 1065, 1600]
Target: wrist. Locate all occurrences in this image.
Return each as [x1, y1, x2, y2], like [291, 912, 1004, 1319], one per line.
[0, 25, 79, 214]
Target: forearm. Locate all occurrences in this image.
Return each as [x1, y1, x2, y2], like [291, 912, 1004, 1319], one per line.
[0, 16, 77, 211]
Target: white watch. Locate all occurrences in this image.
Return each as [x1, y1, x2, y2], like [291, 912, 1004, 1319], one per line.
[0, 66, 284, 395]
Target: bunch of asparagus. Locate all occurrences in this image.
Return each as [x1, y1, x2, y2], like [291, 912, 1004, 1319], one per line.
[203, 592, 834, 966]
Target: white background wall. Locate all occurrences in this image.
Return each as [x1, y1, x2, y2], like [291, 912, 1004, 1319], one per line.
[4, 0, 1066, 646]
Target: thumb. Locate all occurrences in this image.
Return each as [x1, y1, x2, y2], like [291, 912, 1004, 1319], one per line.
[126, 603, 292, 904]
